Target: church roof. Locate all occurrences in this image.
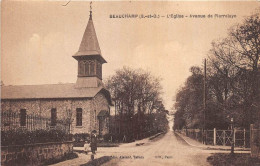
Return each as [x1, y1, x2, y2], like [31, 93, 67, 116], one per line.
[1, 83, 112, 105]
[73, 15, 107, 63]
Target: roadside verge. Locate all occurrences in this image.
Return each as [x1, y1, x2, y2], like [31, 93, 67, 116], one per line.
[175, 132, 250, 152]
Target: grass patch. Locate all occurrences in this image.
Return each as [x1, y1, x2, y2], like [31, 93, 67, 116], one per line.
[207, 153, 260, 166]
[80, 156, 112, 166]
[43, 152, 78, 165]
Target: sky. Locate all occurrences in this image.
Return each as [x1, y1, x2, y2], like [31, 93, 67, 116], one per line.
[1, 1, 260, 111]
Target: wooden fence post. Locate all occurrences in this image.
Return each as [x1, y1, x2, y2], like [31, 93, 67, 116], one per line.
[234, 128, 236, 147]
[214, 128, 216, 146]
[223, 130, 226, 146]
[244, 128, 246, 148]
[250, 124, 254, 157]
[205, 130, 208, 145]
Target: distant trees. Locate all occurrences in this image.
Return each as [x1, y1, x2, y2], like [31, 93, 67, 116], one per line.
[105, 67, 168, 142]
[174, 67, 205, 129]
[174, 12, 260, 130]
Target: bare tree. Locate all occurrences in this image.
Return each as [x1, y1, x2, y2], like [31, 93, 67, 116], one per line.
[105, 67, 165, 141]
[174, 12, 260, 130]
[209, 12, 260, 126]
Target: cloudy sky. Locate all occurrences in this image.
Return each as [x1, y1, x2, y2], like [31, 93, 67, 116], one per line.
[2, 1, 259, 111]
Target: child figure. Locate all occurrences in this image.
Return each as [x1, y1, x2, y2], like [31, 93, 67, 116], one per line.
[84, 140, 90, 154]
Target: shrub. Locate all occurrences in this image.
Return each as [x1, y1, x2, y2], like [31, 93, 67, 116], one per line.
[1, 129, 72, 146]
[103, 133, 112, 142]
[103, 133, 124, 142]
[73, 133, 90, 142]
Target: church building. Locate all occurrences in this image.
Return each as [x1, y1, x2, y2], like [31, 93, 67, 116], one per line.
[1, 9, 112, 135]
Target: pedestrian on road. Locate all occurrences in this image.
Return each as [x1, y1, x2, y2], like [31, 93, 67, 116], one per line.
[90, 130, 97, 154]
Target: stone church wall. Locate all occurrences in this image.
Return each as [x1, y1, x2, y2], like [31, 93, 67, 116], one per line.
[1, 93, 110, 135]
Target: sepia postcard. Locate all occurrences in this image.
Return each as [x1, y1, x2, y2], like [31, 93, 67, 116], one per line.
[1, 1, 260, 166]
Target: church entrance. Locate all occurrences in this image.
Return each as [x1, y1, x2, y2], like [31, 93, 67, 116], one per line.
[97, 110, 109, 136]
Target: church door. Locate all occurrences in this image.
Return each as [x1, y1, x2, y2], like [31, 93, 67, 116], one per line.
[98, 117, 103, 135]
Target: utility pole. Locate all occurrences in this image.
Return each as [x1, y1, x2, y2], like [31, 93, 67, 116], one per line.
[203, 59, 207, 144]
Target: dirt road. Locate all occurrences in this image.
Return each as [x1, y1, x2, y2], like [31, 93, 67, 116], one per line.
[51, 116, 243, 166]
[102, 131, 211, 166]
[52, 116, 212, 166]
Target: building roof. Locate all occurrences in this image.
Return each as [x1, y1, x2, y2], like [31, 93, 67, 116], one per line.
[1, 83, 112, 105]
[73, 15, 107, 63]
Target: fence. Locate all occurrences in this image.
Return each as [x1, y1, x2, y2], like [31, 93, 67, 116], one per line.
[250, 124, 260, 158]
[180, 128, 250, 148]
[1, 112, 71, 134]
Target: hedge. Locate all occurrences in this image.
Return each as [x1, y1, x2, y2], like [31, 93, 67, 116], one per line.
[1, 129, 72, 146]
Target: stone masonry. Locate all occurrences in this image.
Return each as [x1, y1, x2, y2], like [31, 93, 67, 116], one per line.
[1, 92, 110, 135]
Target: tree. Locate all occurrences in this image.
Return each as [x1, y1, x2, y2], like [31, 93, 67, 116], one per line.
[174, 66, 204, 129]
[174, 11, 260, 130]
[105, 67, 165, 141]
[207, 12, 260, 127]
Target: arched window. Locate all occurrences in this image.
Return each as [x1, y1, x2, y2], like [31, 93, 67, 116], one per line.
[76, 108, 82, 126]
[79, 61, 84, 75]
[20, 109, 26, 127]
[97, 63, 102, 78]
[51, 108, 57, 126]
[96, 62, 100, 78]
[84, 61, 90, 76]
[100, 64, 102, 78]
[90, 61, 95, 76]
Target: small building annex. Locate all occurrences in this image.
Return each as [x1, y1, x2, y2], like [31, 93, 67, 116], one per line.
[1, 10, 112, 135]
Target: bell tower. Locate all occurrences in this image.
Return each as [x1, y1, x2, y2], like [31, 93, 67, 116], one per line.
[73, 5, 107, 88]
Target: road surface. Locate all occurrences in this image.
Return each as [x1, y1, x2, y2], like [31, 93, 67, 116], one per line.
[101, 131, 211, 166]
[51, 115, 213, 166]
[52, 115, 247, 166]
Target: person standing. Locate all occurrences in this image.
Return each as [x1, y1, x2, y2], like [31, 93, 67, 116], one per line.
[90, 130, 97, 154]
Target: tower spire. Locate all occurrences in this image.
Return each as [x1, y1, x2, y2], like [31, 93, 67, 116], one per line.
[73, 1, 107, 88]
[90, 1, 92, 20]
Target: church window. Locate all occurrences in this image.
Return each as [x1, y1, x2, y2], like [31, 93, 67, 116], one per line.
[85, 61, 90, 76]
[90, 61, 95, 76]
[51, 108, 57, 126]
[79, 61, 84, 75]
[20, 109, 26, 127]
[96, 62, 101, 78]
[76, 108, 82, 126]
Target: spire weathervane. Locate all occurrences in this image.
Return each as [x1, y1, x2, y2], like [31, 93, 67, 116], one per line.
[90, 1, 92, 19]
